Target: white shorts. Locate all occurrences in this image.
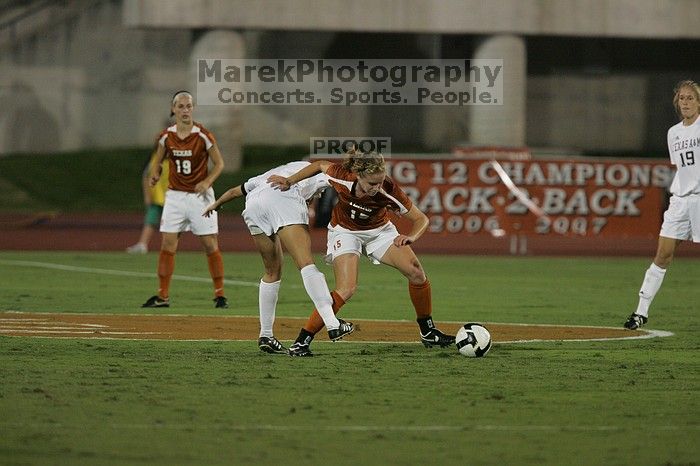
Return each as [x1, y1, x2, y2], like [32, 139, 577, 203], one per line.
[325, 222, 399, 264]
[243, 189, 309, 236]
[160, 188, 219, 235]
[659, 194, 700, 243]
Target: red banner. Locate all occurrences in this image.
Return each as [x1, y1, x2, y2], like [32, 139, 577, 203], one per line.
[386, 158, 674, 238]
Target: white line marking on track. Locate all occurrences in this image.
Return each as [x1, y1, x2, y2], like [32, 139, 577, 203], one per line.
[0, 259, 262, 288]
[0, 311, 675, 343]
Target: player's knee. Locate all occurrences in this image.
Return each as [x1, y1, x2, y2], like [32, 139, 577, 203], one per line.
[654, 253, 673, 268]
[336, 284, 357, 301]
[407, 270, 427, 285]
[263, 269, 281, 282]
[404, 261, 426, 284]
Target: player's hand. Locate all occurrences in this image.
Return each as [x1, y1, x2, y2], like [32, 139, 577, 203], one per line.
[267, 175, 291, 191]
[149, 174, 160, 187]
[194, 181, 210, 194]
[203, 203, 218, 218]
[393, 235, 413, 247]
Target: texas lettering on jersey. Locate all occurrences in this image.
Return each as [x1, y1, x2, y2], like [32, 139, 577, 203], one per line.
[325, 163, 413, 230]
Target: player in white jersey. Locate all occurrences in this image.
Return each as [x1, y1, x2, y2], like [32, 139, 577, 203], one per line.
[625, 80, 700, 330]
[203, 161, 354, 353]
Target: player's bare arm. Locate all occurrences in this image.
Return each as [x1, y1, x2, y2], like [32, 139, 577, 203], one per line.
[203, 185, 243, 217]
[393, 205, 429, 247]
[268, 160, 331, 190]
[149, 144, 167, 187]
[195, 143, 225, 194]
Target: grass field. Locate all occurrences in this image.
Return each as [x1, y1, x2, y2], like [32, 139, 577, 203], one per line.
[0, 251, 698, 466]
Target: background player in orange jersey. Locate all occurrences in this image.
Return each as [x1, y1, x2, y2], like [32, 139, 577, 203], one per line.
[269, 149, 455, 356]
[141, 90, 228, 309]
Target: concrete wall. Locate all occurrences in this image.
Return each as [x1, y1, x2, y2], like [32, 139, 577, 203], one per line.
[1, 0, 698, 158]
[124, 0, 700, 39]
[0, 1, 191, 154]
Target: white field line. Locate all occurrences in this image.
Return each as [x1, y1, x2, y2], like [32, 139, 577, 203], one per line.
[0, 329, 161, 335]
[0, 311, 674, 343]
[0, 422, 695, 432]
[0, 259, 261, 288]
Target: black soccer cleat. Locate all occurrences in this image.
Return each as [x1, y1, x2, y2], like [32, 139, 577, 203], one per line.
[142, 295, 169, 308]
[288, 342, 313, 357]
[624, 313, 647, 330]
[213, 296, 229, 309]
[420, 328, 456, 348]
[328, 319, 354, 342]
[258, 336, 287, 354]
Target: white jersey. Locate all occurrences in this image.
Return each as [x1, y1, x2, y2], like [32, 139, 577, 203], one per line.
[667, 116, 700, 197]
[243, 161, 329, 200]
[241, 161, 329, 236]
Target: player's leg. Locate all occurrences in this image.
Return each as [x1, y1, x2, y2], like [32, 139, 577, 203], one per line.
[625, 236, 679, 329]
[277, 224, 345, 334]
[625, 195, 689, 329]
[143, 191, 184, 307]
[142, 231, 178, 307]
[289, 252, 359, 356]
[252, 233, 286, 354]
[127, 205, 161, 254]
[188, 188, 226, 307]
[198, 233, 227, 308]
[379, 244, 455, 348]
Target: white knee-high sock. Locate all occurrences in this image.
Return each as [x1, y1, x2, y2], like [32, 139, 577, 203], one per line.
[259, 279, 280, 337]
[635, 263, 667, 318]
[300, 264, 340, 330]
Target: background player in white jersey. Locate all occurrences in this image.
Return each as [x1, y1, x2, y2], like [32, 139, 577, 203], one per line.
[203, 161, 354, 354]
[625, 80, 700, 329]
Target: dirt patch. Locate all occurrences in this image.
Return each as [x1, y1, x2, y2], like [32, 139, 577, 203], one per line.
[0, 311, 652, 343]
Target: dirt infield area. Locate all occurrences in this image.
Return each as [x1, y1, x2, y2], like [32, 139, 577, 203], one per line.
[0, 311, 664, 343]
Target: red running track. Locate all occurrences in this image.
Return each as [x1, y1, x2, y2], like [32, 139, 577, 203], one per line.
[0, 212, 699, 257]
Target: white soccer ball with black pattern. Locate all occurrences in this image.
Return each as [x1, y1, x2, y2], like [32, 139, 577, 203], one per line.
[455, 323, 491, 357]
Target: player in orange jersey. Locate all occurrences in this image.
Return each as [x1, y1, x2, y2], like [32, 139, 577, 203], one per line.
[141, 91, 228, 309]
[269, 149, 455, 356]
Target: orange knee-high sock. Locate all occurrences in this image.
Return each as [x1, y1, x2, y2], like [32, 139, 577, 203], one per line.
[409, 278, 432, 319]
[207, 250, 225, 297]
[157, 250, 175, 299]
[303, 291, 346, 334]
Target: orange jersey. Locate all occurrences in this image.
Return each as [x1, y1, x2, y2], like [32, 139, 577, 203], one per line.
[156, 122, 217, 192]
[326, 163, 413, 230]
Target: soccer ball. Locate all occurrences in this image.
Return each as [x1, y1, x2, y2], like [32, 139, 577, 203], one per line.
[455, 323, 491, 357]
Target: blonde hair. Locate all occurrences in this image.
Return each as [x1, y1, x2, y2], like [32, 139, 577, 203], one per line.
[672, 80, 700, 118]
[341, 147, 385, 178]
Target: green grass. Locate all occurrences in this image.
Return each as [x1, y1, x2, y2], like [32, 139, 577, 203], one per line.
[0, 252, 698, 466]
[0, 147, 304, 213]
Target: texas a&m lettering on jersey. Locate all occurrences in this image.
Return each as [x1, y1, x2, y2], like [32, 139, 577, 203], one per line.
[157, 122, 216, 192]
[325, 163, 413, 230]
[667, 116, 700, 196]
